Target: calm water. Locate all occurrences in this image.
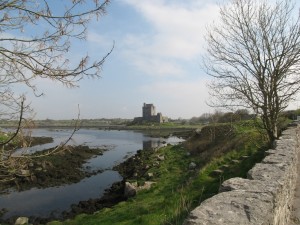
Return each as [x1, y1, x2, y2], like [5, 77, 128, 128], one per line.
[0, 129, 183, 220]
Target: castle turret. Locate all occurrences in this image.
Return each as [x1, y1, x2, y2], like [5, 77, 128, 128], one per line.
[134, 103, 166, 123]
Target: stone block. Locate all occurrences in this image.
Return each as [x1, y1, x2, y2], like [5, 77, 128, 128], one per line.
[219, 178, 270, 193]
[184, 191, 274, 225]
[184, 125, 300, 225]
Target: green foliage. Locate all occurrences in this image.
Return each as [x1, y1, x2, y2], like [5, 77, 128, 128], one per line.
[48, 122, 268, 225]
[0, 118, 131, 128]
[0, 131, 21, 146]
[0, 132, 9, 143]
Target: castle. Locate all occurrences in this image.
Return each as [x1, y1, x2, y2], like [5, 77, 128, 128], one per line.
[134, 103, 168, 123]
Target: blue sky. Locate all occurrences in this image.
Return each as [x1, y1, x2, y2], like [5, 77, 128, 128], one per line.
[25, 0, 300, 120]
[27, 0, 221, 120]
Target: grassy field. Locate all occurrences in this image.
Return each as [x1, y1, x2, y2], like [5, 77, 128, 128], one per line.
[48, 121, 269, 225]
[0, 119, 201, 136]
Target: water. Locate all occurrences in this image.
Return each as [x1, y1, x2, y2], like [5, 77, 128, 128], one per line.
[0, 128, 184, 220]
[0, 171, 122, 219]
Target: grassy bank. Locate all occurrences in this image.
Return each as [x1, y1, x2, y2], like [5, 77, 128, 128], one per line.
[0, 120, 198, 139]
[48, 121, 268, 225]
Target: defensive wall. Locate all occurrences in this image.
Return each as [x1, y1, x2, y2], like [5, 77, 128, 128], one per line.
[184, 123, 300, 225]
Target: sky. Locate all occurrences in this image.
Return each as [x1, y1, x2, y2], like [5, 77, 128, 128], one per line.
[23, 0, 220, 120]
[19, 0, 300, 120]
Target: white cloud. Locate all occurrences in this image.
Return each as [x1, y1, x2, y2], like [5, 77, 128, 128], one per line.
[129, 0, 219, 58]
[127, 54, 185, 77]
[119, 0, 220, 77]
[87, 32, 113, 49]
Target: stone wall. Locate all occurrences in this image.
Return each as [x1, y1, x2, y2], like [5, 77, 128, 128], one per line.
[184, 124, 299, 225]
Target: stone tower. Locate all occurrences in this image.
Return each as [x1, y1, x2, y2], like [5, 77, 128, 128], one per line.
[133, 103, 168, 123]
[142, 103, 156, 120]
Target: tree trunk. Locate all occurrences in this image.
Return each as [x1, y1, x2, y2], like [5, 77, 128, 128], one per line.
[262, 116, 278, 143]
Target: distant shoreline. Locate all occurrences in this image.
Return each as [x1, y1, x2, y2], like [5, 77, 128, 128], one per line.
[0, 122, 196, 139]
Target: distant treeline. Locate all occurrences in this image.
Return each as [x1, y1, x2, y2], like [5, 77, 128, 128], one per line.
[0, 118, 132, 128]
[0, 109, 299, 128]
[174, 108, 300, 125]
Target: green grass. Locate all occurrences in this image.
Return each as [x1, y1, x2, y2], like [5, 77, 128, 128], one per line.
[49, 146, 192, 225]
[0, 131, 20, 146]
[0, 133, 8, 143]
[48, 122, 268, 225]
[126, 122, 202, 130]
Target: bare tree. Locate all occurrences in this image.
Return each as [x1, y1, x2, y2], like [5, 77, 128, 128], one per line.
[205, 0, 300, 142]
[0, 0, 112, 116]
[0, 0, 112, 183]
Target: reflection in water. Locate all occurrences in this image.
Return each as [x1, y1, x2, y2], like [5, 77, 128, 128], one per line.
[143, 140, 162, 150]
[0, 129, 184, 221]
[1, 171, 122, 220]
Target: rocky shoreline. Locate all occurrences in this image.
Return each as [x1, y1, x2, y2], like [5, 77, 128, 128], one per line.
[1, 147, 155, 225]
[45, 145, 163, 224]
[0, 130, 190, 225]
[0, 143, 109, 225]
[5, 180, 127, 225]
[0, 145, 106, 193]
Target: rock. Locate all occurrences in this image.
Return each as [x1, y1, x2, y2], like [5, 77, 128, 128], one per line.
[15, 217, 29, 225]
[131, 181, 138, 187]
[147, 173, 154, 179]
[219, 177, 268, 193]
[124, 182, 136, 198]
[195, 128, 202, 134]
[139, 181, 156, 190]
[265, 149, 277, 155]
[189, 162, 197, 170]
[184, 125, 299, 225]
[220, 164, 230, 170]
[184, 190, 274, 225]
[153, 161, 160, 167]
[231, 159, 240, 164]
[20, 169, 30, 177]
[157, 155, 165, 161]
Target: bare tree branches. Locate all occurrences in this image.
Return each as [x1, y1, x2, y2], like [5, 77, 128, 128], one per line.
[0, 0, 113, 119]
[0, 0, 112, 90]
[0, 97, 24, 146]
[205, 0, 300, 142]
[0, 104, 81, 184]
[0, 0, 112, 184]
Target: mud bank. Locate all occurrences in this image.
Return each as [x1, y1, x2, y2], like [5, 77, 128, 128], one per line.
[0, 129, 190, 224]
[1, 145, 106, 193]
